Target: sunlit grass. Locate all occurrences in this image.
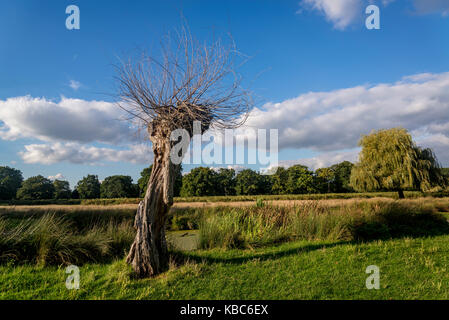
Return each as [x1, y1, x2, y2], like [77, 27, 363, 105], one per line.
[2, 235, 449, 299]
[2, 197, 449, 299]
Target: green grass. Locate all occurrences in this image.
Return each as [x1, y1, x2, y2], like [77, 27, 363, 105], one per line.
[2, 197, 449, 299]
[2, 235, 449, 299]
[2, 199, 449, 264]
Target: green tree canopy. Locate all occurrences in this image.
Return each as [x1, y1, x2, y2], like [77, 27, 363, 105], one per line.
[138, 165, 152, 197]
[180, 167, 217, 197]
[0, 166, 23, 200]
[215, 168, 236, 196]
[259, 173, 273, 195]
[315, 161, 354, 193]
[315, 167, 335, 193]
[71, 189, 80, 199]
[101, 175, 137, 198]
[271, 167, 289, 195]
[285, 165, 317, 194]
[441, 168, 449, 185]
[76, 175, 101, 199]
[350, 128, 445, 198]
[235, 169, 268, 195]
[330, 161, 354, 193]
[173, 165, 183, 197]
[53, 180, 71, 199]
[17, 175, 55, 200]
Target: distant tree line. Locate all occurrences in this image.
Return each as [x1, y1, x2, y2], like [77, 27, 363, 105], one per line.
[2, 127, 447, 201]
[0, 166, 183, 201]
[0, 128, 440, 200]
[179, 161, 355, 197]
[0, 161, 358, 200]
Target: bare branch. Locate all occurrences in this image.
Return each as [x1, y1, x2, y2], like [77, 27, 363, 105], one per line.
[115, 23, 252, 135]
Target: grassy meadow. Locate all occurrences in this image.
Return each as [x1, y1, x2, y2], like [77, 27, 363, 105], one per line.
[2, 195, 449, 299]
[0, 190, 442, 206]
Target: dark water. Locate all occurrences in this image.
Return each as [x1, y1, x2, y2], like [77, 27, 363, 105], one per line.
[166, 230, 200, 251]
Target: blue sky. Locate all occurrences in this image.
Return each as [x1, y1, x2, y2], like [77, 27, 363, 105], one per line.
[1, 0, 449, 187]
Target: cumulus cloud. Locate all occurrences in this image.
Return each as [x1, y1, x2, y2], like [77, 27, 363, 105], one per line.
[0, 96, 136, 144]
[242, 72, 449, 162]
[5, 71, 449, 167]
[19, 143, 153, 165]
[299, 0, 362, 30]
[48, 173, 66, 181]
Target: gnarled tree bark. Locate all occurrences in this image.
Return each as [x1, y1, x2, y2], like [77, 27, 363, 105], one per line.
[126, 124, 178, 277]
[117, 24, 250, 278]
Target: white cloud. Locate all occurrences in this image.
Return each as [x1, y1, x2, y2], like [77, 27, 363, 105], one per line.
[5, 71, 449, 168]
[19, 143, 153, 165]
[48, 173, 66, 181]
[242, 71, 449, 164]
[69, 80, 81, 91]
[0, 96, 137, 144]
[299, 0, 363, 30]
[0, 96, 150, 166]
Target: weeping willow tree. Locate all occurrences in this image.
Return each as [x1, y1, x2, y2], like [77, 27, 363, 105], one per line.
[115, 25, 251, 278]
[350, 128, 445, 199]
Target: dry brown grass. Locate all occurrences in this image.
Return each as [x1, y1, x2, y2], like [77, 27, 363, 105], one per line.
[2, 196, 448, 211]
[0, 204, 138, 212]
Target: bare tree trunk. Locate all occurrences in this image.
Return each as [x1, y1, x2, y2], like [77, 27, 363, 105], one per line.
[397, 189, 405, 199]
[126, 126, 178, 278]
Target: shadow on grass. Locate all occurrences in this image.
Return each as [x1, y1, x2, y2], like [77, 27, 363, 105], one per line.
[169, 241, 352, 266]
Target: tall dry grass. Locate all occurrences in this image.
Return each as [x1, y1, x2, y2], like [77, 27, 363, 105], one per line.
[0, 213, 134, 265]
[2, 198, 449, 263]
[199, 199, 449, 249]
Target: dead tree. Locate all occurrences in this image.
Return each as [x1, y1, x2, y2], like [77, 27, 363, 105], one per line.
[115, 26, 251, 278]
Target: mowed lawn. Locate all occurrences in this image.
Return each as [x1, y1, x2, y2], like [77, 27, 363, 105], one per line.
[2, 234, 449, 299]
